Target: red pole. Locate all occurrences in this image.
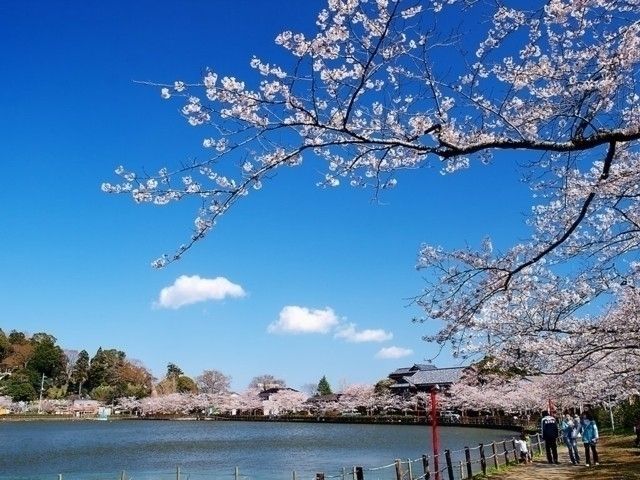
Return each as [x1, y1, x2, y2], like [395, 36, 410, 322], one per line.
[431, 388, 440, 480]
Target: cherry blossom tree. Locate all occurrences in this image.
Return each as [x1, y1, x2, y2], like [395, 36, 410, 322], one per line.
[266, 389, 309, 415]
[104, 0, 640, 395]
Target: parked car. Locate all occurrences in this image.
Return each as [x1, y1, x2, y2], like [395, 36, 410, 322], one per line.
[439, 411, 461, 422]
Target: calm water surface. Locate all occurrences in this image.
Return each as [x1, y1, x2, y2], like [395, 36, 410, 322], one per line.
[0, 420, 515, 480]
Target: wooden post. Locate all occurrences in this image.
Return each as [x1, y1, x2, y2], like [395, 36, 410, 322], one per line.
[502, 441, 509, 465]
[511, 439, 519, 463]
[479, 443, 487, 475]
[316, 474, 325, 480]
[464, 447, 472, 479]
[458, 461, 463, 480]
[120, 471, 126, 480]
[491, 442, 499, 469]
[422, 454, 430, 480]
[355, 466, 364, 480]
[407, 459, 413, 480]
[235, 466, 240, 480]
[176, 466, 180, 480]
[444, 450, 454, 480]
[58, 475, 63, 480]
[293, 471, 297, 480]
[395, 459, 403, 480]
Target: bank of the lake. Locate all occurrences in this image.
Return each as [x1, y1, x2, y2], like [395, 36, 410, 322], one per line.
[0, 419, 518, 480]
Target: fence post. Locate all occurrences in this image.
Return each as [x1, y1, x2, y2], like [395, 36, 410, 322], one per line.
[341, 467, 346, 480]
[355, 466, 364, 480]
[120, 471, 126, 480]
[316, 474, 325, 480]
[458, 461, 463, 480]
[502, 441, 509, 465]
[293, 471, 297, 480]
[491, 442, 499, 469]
[511, 439, 519, 463]
[422, 454, 430, 480]
[58, 475, 63, 480]
[444, 449, 454, 480]
[394, 459, 403, 480]
[407, 459, 413, 480]
[176, 466, 180, 480]
[464, 447, 472, 479]
[537, 433, 543, 455]
[479, 443, 487, 475]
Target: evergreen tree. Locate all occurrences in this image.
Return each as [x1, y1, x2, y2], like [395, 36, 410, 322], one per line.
[87, 348, 125, 392]
[71, 350, 90, 395]
[0, 329, 9, 362]
[27, 333, 66, 387]
[166, 363, 183, 378]
[316, 375, 332, 396]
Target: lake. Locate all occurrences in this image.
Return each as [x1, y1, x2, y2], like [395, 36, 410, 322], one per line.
[0, 420, 516, 480]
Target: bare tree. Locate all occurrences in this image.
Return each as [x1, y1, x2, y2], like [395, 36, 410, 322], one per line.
[196, 369, 231, 394]
[249, 374, 286, 391]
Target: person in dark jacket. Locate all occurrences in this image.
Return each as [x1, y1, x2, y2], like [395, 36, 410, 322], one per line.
[541, 411, 560, 464]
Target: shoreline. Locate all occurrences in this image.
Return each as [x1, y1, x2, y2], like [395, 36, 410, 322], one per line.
[0, 413, 525, 432]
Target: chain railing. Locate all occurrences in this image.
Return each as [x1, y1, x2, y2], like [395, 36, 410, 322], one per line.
[3, 433, 543, 480]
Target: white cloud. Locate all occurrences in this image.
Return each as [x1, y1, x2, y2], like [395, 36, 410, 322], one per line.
[268, 306, 339, 334]
[156, 275, 245, 309]
[375, 346, 414, 359]
[335, 323, 393, 343]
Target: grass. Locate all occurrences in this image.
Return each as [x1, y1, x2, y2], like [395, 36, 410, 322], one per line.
[573, 435, 640, 480]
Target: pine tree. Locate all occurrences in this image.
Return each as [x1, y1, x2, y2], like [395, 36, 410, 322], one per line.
[316, 375, 332, 396]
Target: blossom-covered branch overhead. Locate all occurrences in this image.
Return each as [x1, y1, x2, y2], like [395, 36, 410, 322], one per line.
[104, 0, 640, 381]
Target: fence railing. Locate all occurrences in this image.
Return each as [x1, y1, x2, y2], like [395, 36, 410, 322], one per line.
[26, 433, 543, 480]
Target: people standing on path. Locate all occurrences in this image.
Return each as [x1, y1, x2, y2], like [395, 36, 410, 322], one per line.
[561, 414, 581, 465]
[582, 413, 600, 466]
[541, 411, 560, 464]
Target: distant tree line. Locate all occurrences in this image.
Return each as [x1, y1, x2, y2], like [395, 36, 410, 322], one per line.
[0, 329, 154, 403]
[0, 328, 296, 404]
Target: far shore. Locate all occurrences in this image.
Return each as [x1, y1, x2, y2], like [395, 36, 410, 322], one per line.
[0, 413, 527, 431]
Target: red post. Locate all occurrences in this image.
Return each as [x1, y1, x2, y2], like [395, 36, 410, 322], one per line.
[430, 386, 440, 480]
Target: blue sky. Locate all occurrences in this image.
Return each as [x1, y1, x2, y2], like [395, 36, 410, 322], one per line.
[1, 1, 534, 391]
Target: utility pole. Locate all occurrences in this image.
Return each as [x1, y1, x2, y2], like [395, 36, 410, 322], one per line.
[38, 373, 45, 414]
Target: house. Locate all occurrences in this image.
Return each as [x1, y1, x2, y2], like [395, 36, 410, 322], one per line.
[388, 364, 467, 394]
[257, 387, 299, 401]
[389, 363, 437, 382]
[71, 399, 101, 417]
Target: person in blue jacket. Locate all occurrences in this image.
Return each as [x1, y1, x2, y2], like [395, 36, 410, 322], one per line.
[541, 411, 560, 464]
[581, 412, 600, 466]
[561, 414, 581, 464]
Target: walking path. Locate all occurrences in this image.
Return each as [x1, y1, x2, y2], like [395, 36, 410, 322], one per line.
[487, 435, 640, 480]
